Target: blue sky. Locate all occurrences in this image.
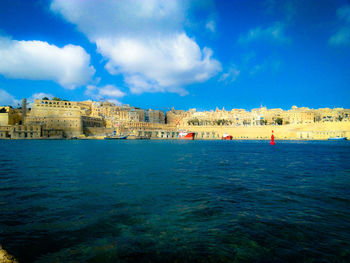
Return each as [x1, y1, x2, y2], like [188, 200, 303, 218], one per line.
[0, 0, 349, 111]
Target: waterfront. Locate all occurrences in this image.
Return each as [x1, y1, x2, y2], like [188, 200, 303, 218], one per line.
[0, 140, 350, 262]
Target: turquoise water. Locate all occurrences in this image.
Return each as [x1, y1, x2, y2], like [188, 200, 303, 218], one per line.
[0, 140, 350, 262]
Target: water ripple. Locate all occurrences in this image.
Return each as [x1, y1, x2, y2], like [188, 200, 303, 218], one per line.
[0, 140, 349, 262]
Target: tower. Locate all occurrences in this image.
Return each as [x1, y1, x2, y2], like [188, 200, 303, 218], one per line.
[21, 98, 27, 124]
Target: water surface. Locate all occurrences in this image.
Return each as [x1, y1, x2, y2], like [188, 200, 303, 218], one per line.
[0, 140, 349, 262]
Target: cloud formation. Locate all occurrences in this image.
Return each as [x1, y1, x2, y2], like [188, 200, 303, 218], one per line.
[85, 84, 125, 104]
[337, 5, 350, 23]
[206, 20, 216, 32]
[219, 66, 240, 84]
[329, 5, 350, 46]
[238, 22, 289, 44]
[0, 89, 19, 106]
[50, 0, 221, 95]
[329, 28, 350, 46]
[0, 36, 95, 89]
[249, 60, 281, 75]
[28, 92, 54, 102]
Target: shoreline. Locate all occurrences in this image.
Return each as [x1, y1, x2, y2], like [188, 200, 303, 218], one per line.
[0, 137, 346, 141]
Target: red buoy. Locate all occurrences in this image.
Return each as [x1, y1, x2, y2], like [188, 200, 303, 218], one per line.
[270, 130, 275, 145]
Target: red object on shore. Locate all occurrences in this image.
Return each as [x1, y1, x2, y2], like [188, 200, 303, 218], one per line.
[179, 131, 195, 140]
[270, 130, 275, 145]
[222, 133, 233, 140]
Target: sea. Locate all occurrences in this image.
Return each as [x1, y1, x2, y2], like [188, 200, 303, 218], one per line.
[0, 140, 349, 263]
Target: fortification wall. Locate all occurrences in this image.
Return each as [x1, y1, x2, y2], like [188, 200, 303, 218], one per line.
[179, 122, 350, 140]
[84, 127, 114, 136]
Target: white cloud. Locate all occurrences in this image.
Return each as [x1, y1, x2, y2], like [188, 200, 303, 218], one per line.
[29, 92, 54, 101]
[329, 27, 350, 46]
[124, 75, 159, 94]
[206, 20, 216, 32]
[0, 89, 20, 106]
[98, 85, 126, 98]
[249, 60, 281, 75]
[219, 66, 240, 84]
[249, 64, 263, 75]
[0, 36, 95, 89]
[105, 99, 122, 106]
[50, 0, 221, 95]
[337, 5, 350, 23]
[329, 5, 350, 46]
[84, 85, 97, 98]
[238, 22, 289, 44]
[85, 84, 126, 102]
[124, 74, 188, 96]
[25, 92, 54, 108]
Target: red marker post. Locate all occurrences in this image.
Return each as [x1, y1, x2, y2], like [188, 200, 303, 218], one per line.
[270, 130, 275, 145]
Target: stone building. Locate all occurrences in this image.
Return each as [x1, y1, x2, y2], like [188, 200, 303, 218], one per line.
[2, 96, 350, 140]
[10, 125, 42, 139]
[25, 99, 104, 138]
[176, 105, 350, 127]
[166, 108, 187, 125]
[82, 116, 104, 128]
[283, 106, 315, 124]
[25, 99, 82, 137]
[0, 124, 64, 139]
[0, 124, 53, 139]
[145, 109, 165, 124]
[314, 108, 347, 122]
[134, 108, 145, 122]
[77, 101, 93, 116]
[0, 125, 12, 139]
[0, 106, 22, 126]
[90, 101, 146, 126]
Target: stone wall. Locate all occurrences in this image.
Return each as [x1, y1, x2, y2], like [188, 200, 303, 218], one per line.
[0, 107, 22, 126]
[83, 127, 114, 136]
[178, 122, 350, 140]
[0, 125, 44, 139]
[26, 99, 83, 137]
[0, 113, 9, 126]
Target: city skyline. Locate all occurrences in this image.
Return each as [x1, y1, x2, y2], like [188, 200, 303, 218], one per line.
[0, 0, 350, 111]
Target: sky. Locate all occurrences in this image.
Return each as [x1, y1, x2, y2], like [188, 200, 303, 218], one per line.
[0, 0, 349, 111]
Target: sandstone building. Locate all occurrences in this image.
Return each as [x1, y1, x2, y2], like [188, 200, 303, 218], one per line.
[1, 97, 349, 140]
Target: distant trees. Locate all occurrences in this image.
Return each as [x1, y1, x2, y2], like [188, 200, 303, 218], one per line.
[259, 119, 267, 125]
[187, 118, 233, 126]
[275, 117, 283, 125]
[187, 118, 199, 125]
[41, 97, 65, 101]
[215, 119, 231, 125]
